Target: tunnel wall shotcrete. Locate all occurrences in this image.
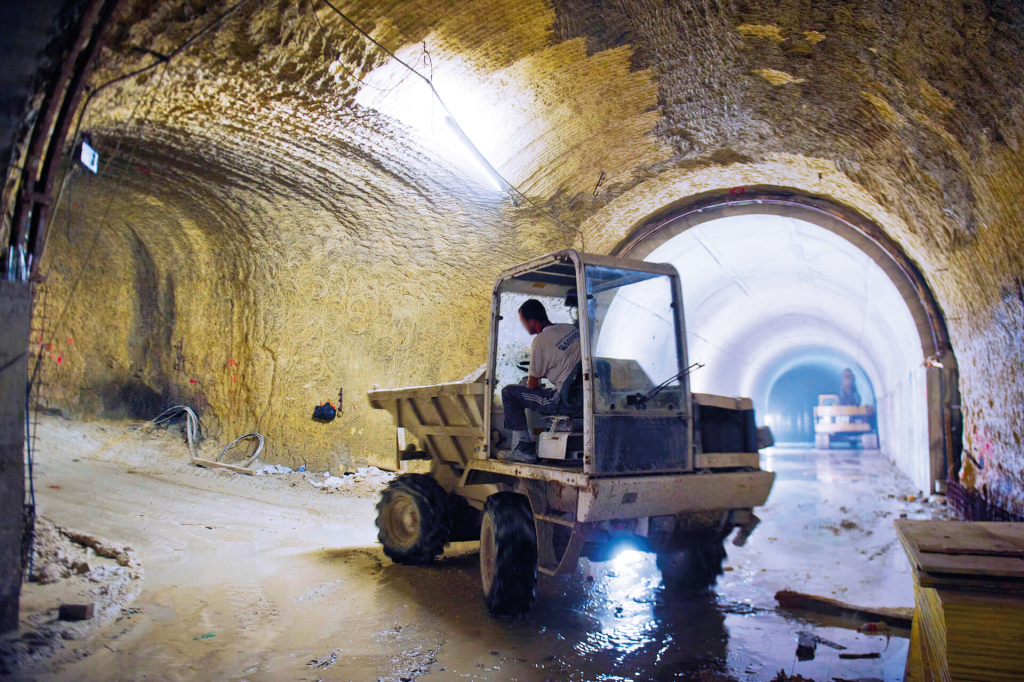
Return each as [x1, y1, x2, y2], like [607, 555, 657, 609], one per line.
[15, 0, 1024, 509]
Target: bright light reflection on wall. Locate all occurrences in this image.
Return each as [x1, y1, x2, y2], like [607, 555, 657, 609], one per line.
[355, 46, 509, 186]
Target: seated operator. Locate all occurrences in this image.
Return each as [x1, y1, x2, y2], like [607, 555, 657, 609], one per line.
[500, 299, 581, 463]
[838, 367, 861, 406]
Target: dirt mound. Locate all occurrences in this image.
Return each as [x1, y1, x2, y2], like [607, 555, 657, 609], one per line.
[0, 518, 143, 676]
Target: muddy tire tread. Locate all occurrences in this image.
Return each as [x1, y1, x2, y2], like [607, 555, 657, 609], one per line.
[657, 531, 728, 591]
[482, 492, 537, 619]
[375, 474, 451, 565]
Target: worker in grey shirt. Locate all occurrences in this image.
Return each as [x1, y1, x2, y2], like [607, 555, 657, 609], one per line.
[500, 299, 581, 462]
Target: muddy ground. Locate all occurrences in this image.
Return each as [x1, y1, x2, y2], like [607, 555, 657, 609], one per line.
[8, 416, 948, 681]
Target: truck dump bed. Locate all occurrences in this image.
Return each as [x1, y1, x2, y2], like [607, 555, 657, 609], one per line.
[368, 380, 485, 468]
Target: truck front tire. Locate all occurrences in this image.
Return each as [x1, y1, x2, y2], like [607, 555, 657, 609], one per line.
[376, 474, 451, 565]
[480, 492, 537, 618]
[657, 531, 727, 590]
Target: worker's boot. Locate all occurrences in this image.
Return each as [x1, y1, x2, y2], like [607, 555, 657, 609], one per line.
[502, 440, 537, 463]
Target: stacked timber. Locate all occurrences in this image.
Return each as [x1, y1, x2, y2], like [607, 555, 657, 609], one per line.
[896, 520, 1024, 682]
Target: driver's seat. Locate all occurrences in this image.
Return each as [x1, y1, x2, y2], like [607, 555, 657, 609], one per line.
[558, 362, 585, 415]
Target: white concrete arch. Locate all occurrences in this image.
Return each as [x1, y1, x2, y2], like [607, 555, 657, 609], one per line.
[629, 211, 937, 492]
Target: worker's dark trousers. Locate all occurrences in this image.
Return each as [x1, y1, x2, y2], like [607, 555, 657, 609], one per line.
[501, 384, 562, 431]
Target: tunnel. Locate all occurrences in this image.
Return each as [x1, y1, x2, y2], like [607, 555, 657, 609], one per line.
[2, 0, 1024, 678]
[616, 196, 953, 492]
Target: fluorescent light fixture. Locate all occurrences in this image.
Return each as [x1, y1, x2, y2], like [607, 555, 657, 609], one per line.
[79, 139, 99, 173]
[444, 116, 505, 192]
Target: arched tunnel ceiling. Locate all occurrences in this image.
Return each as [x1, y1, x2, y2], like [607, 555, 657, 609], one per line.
[12, 0, 1024, 510]
[641, 214, 920, 413]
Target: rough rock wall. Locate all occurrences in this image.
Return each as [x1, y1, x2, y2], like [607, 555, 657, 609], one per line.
[36, 0, 576, 469]
[28, 0, 1024, 506]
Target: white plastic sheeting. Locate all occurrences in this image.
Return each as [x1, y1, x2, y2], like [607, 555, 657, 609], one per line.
[642, 214, 930, 487]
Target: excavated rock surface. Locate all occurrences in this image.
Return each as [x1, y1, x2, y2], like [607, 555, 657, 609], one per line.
[18, 0, 1024, 508]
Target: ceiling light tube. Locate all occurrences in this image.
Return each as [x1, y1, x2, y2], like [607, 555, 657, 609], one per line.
[445, 116, 506, 192]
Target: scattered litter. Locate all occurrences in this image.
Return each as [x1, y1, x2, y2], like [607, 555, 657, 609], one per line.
[839, 651, 881, 659]
[254, 464, 293, 475]
[309, 466, 395, 489]
[796, 631, 816, 660]
[193, 632, 216, 641]
[797, 630, 847, 650]
[307, 652, 337, 668]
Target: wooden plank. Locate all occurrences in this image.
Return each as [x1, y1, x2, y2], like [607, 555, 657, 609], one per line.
[815, 422, 873, 434]
[913, 523, 1024, 557]
[695, 452, 759, 469]
[916, 571, 1024, 594]
[775, 590, 913, 629]
[813, 405, 875, 417]
[897, 520, 1024, 578]
[693, 393, 752, 410]
[911, 552, 1024, 579]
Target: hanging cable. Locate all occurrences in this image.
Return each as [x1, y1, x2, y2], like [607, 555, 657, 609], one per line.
[303, 0, 393, 92]
[316, 0, 587, 249]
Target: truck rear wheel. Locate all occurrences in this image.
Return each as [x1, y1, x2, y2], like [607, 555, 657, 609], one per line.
[480, 492, 537, 619]
[376, 474, 451, 565]
[657, 532, 727, 590]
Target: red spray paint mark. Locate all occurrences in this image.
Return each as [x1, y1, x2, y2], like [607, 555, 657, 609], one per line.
[56, 356, 63, 364]
[190, 379, 198, 384]
[67, 337, 74, 345]
[729, 186, 746, 195]
[137, 166, 151, 175]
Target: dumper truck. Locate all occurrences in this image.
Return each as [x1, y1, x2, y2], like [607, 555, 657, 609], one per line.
[368, 250, 775, 617]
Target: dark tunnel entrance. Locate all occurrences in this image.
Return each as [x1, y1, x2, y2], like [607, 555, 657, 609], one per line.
[764, 356, 876, 446]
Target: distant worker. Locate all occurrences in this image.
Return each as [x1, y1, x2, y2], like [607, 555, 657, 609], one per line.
[839, 368, 861, 406]
[501, 299, 581, 462]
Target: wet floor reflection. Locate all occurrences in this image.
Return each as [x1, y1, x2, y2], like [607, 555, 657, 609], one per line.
[310, 448, 922, 681]
[369, 543, 906, 681]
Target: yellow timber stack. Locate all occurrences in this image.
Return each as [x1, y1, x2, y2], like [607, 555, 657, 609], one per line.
[896, 520, 1024, 682]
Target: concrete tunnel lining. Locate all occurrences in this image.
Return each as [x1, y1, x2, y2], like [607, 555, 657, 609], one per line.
[614, 194, 954, 493]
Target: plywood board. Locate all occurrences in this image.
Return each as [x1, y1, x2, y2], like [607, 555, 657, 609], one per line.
[896, 520, 1024, 579]
[911, 521, 1024, 557]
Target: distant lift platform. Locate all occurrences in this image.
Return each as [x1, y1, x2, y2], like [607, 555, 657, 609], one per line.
[813, 394, 879, 450]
